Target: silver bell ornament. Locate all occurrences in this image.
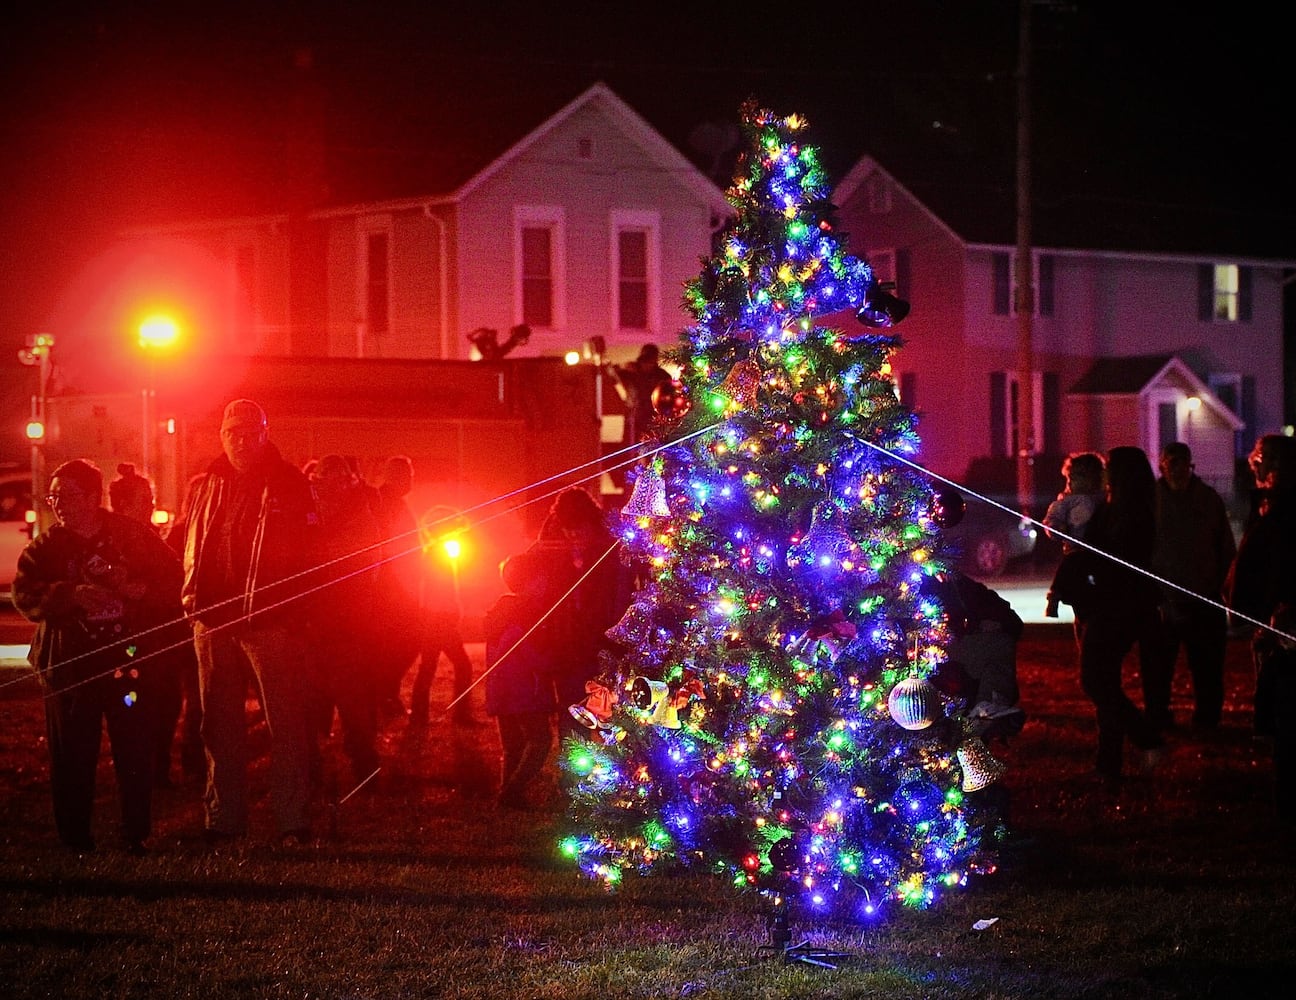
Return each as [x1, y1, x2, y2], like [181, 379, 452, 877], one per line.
[957, 736, 1006, 792]
[606, 589, 658, 646]
[887, 676, 939, 731]
[786, 500, 857, 573]
[622, 463, 671, 518]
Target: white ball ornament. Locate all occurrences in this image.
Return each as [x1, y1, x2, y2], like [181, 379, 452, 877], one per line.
[887, 677, 938, 730]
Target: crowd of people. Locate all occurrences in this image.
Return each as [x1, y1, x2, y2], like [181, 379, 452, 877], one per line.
[9, 389, 1295, 851]
[1044, 437, 1295, 808]
[9, 398, 636, 853]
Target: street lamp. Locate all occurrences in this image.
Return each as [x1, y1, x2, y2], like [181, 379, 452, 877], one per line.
[17, 332, 54, 537]
[138, 314, 179, 481]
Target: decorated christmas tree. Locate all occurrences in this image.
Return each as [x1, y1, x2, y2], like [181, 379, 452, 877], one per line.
[560, 102, 1001, 923]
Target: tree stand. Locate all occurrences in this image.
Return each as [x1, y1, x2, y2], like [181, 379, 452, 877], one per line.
[757, 894, 855, 969]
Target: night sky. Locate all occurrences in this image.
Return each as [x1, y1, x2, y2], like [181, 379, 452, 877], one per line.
[2, 1, 1294, 461]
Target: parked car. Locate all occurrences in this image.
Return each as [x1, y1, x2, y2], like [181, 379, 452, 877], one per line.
[1, 468, 35, 594]
[941, 492, 1037, 577]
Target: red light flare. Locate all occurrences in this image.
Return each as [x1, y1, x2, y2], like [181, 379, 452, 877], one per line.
[40, 235, 255, 410]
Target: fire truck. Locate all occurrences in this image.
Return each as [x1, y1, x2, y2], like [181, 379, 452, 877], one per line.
[32, 355, 619, 624]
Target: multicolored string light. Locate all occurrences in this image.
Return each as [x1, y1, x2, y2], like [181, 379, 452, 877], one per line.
[560, 102, 999, 922]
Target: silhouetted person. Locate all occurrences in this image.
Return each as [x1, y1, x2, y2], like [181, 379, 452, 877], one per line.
[182, 399, 319, 846]
[108, 463, 192, 789]
[372, 455, 421, 720]
[927, 570, 1026, 736]
[610, 343, 672, 448]
[307, 455, 382, 788]
[1143, 442, 1236, 733]
[529, 488, 632, 738]
[484, 551, 557, 809]
[410, 506, 475, 729]
[1073, 446, 1165, 791]
[1227, 434, 1296, 821]
[13, 459, 181, 854]
[1043, 451, 1104, 620]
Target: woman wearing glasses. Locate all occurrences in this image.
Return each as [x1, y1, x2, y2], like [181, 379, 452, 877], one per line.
[12, 459, 182, 855]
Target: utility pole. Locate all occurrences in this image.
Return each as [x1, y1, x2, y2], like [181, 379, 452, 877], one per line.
[1014, 0, 1036, 517]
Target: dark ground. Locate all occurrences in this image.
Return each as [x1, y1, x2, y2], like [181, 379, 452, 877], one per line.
[1, 615, 1293, 998]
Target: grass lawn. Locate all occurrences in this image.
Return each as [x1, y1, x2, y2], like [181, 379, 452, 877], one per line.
[1, 626, 1292, 999]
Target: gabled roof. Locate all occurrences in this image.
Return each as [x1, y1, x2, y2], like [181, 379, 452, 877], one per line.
[1068, 354, 1244, 430]
[834, 156, 962, 247]
[313, 83, 730, 221]
[455, 83, 731, 216]
[1069, 354, 1177, 395]
[832, 146, 1296, 261]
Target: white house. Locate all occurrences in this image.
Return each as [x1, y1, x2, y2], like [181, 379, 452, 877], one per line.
[830, 154, 1293, 506]
[119, 83, 731, 370]
[76, 87, 1291, 512]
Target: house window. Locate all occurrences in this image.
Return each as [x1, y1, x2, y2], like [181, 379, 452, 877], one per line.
[992, 251, 1054, 316]
[865, 175, 892, 214]
[618, 231, 648, 329]
[1038, 254, 1055, 317]
[1199, 263, 1253, 322]
[578, 137, 594, 160]
[362, 228, 390, 334]
[1209, 372, 1243, 416]
[520, 228, 552, 327]
[989, 370, 1046, 458]
[992, 253, 1011, 315]
[871, 250, 896, 287]
[611, 209, 660, 334]
[868, 248, 910, 302]
[515, 206, 565, 330]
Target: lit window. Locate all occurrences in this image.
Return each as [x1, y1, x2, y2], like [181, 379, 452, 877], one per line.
[1214, 264, 1239, 321]
[1199, 263, 1252, 323]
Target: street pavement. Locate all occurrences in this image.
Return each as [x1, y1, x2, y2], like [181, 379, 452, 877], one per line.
[994, 573, 1068, 626]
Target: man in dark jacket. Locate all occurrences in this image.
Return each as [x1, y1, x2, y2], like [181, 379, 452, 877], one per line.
[13, 459, 182, 854]
[182, 399, 320, 846]
[610, 343, 672, 448]
[1143, 442, 1237, 733]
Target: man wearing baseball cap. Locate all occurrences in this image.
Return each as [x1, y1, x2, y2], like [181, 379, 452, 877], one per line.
[181, 398, 320, 847]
